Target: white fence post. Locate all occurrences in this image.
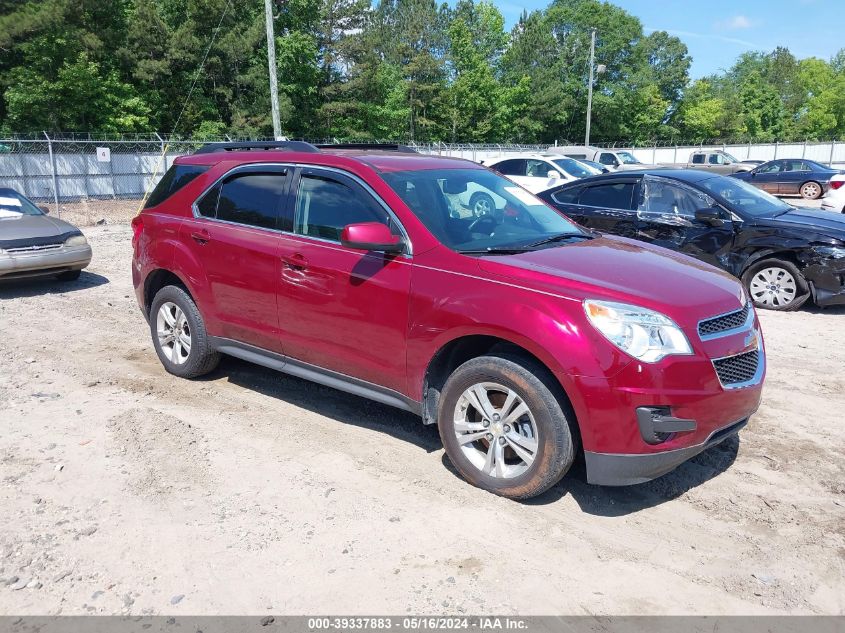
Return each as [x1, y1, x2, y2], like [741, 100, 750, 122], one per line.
[43, 131, 60, 218]
[830, 140, 836, 166]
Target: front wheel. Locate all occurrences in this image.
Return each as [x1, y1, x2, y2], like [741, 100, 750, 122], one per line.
[469, 192, 496, 217]
[149, 285, 220, 378]
[743, 259, 810, 311]
[800, 181, 822, 200]
[437, 354, 575, 500]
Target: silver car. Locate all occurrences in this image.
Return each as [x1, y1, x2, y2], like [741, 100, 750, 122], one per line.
[0, 188, 92, 281]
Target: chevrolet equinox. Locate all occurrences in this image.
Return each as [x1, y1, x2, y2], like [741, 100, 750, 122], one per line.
[132, 142, 765, 499]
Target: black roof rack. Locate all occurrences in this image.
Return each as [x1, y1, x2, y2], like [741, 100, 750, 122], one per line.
[194, 141, 320, 155]
[315, 143, 418, 154]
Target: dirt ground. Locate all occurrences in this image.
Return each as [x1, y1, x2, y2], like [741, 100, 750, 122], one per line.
[0, 220, 843, 616]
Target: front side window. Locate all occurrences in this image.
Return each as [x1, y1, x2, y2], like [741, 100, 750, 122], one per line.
[637, 176, 713, 224]
[580, 182, 636, 210]
[198, 172, 288, 230]
[525, 160, 549, 178]
[757, 162, 781, 174]
[294, 174, 390, 242]
[552, 158, 600, 178]
[382, 168, 584, 253]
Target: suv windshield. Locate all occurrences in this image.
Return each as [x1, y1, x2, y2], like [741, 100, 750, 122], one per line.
[617, 152, 640, 165]
[553, 158, 600, 178]
[0, 188, 42, 217]
[382, 168, 584, 253]
[699, 175, 792, 217]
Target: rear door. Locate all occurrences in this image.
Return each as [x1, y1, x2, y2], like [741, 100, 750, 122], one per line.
[275, 167, 411, 392]
[634, 175, 736, 269]
[181, 165, 291, 353]
[548, 179, 639, 238]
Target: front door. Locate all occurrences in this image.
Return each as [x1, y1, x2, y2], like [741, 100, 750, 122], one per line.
[276, 167, 411, 393]
[750, 162, 782, 193]
[634, 175, 736, 270]
[180, 165, 290, 353]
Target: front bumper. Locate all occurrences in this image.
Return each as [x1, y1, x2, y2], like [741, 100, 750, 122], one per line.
[804, 256, 845, 307]
[585, 418, 747, 486]
[0, 244, 92, 279]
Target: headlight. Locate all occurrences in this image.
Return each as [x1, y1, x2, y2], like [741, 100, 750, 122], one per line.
[814, 245, 845, 259]
[64, 234, 88, 247]
[584, 300, 693, 363]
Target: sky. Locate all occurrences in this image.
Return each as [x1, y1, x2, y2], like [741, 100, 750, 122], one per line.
[497, 0, 842, 79]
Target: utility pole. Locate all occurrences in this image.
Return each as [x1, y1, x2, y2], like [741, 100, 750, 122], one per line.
[585, 28, 596, 147]
[264, 0, 282, 140]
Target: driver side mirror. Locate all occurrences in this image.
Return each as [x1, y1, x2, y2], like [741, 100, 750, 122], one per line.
[39, 205, 50, 214]
[547, 169, 561, 180]
[341, 222, 404, 253]
[694, 207, 725, 227]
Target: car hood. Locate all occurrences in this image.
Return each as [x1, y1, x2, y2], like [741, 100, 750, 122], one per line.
[476, 235, 744, 325]
[0, 213, 81, 247]
[763, 207, 845, 241]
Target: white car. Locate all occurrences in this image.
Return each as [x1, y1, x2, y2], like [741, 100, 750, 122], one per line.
[821, 174, 845, 213]
[486, 154, 601, 195]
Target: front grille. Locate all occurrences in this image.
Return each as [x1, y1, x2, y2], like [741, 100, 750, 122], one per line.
[699, 303, 750, 337]
[713, 350, 759, 386]
[6, 243, 62, 254]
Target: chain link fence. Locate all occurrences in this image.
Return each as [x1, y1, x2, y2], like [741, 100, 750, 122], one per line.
[1, 134, 843, 227]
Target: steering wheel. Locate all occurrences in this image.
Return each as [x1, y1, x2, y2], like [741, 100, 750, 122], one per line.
[468, 214, 498, 234]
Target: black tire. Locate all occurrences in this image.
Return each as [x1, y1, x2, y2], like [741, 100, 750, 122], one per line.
[56, 270, 81, 281]
[437, 353, 575, 500]
[742, 258, 810, 312]
[149, 285, 220, 378]
[799, 181, 822, 200]
[469, 192, 496, 217]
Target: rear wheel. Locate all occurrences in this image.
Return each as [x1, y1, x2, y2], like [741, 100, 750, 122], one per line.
[437, 354, 575, 499]
[743, 259, 810, 311]
[800, 181, 822, 200]
[149, 285, 220, 378]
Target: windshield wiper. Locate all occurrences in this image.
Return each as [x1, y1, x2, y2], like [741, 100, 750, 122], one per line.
[458, 246, 537, 255]
[525, 233, 594, 248]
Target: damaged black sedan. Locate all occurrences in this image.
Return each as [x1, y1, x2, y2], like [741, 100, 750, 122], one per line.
[538, 170, 845, 311]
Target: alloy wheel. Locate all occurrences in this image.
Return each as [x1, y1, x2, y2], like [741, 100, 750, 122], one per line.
[453, 382, 539, 479]
[156, 301, 192, 365]
[801, 182, 821, 199]
[749, 267, 797, 308]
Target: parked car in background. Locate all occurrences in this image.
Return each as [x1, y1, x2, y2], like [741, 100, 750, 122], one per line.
[821, 174, 845, 213]
[578, 159, 611, 174]
[545, 145, 660, 171]
[132, 142, 764, 498]
[679, 150, 759, 174]
[731, 159, 844, 199]
[538, 170, 845, 311]
[0, 188, 92, 282]
[485, 154, 600, 194]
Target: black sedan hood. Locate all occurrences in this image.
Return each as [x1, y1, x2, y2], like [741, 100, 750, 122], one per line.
[762, 207, 845, 241]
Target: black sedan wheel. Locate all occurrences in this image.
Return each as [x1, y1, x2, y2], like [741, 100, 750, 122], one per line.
[743, 259, 810, 311]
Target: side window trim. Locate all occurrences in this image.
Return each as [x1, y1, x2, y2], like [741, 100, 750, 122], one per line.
[191, 163, 292, 232]
[289, 165, 412, 256]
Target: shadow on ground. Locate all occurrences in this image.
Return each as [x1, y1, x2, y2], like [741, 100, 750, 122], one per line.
[0, 271, 109, 299]
[214, 356, 441, 453]
[212, 357, 740, 513]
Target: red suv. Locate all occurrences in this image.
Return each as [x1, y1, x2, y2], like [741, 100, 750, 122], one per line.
[132, 142, 765, 499]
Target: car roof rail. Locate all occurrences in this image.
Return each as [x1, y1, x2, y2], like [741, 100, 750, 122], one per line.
[193, 141, 320, 155]
[315, 143, 419, 154]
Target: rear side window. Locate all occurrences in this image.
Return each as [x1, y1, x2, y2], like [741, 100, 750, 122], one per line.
[579, 183, 635, 209]
[492, 159, 525, 176]
[551, 187, 581, 205]
[214, 173, 288, 230]
[691, 154, 704, 164]
[145, 164, 209, 208]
